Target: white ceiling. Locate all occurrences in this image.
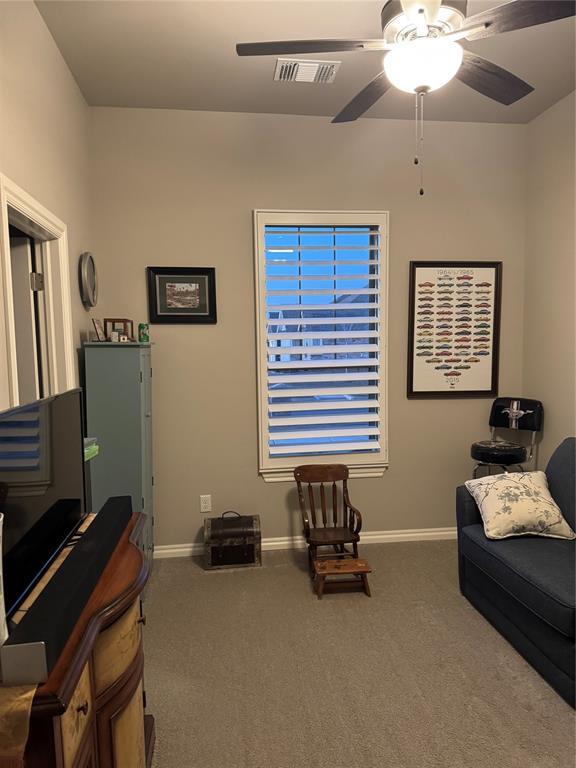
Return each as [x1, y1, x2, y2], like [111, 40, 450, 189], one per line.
[36, 0, 575, 124]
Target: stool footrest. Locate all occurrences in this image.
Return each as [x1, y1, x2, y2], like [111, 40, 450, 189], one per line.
[313, 558, 371, 575]
[313, 558, 372, 599]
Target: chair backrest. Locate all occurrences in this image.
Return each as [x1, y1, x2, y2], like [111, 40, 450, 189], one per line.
[294, 464, 349, 530]
[489, 397, 544, 432]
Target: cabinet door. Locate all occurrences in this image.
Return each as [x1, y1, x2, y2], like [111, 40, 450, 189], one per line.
[73, 733, 98, 768]
[96, 673, 147, 768]
[112, 680, 146, 768]
[93, 600, 141, 696]
[139, 348, 154, 562]
[85, 347, 143, 516]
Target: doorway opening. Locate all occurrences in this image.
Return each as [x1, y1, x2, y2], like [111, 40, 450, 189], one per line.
[9, 225, 48, 403]
[0, 174, 76, 409]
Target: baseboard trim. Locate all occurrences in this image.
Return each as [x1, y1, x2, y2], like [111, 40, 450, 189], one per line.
[153, 527, 457, 560]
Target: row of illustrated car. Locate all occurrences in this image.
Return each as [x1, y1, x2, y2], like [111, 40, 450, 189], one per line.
[418, 279, 492, 286]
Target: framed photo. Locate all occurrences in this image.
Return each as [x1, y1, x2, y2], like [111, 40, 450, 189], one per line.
[92, 318, 106, 341]
[104, 318, 134, 340]
[146, 267, 217, 324]
[407, 261, 502, 398]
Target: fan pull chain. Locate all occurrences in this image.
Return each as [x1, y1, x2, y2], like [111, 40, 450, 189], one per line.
[414, 91, 420, 167]
[419, 90, 425, 196]
[413, 90, 425, 196]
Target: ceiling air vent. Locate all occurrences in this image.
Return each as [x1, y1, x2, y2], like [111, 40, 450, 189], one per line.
[274, 58, 341, 84]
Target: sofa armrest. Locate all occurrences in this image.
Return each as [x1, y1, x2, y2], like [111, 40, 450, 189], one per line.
[456, 485, 482, 531]
[456, 485, 483, 593]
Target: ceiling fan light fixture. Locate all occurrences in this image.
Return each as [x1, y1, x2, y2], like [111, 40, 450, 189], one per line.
[383, 37, 463, 94]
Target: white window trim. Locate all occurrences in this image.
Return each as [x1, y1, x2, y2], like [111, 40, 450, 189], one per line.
[0, 174, 76, 409]
[254, 209, 389, 483]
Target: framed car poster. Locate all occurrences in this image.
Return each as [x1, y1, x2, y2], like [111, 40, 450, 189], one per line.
[407, 261, 502, 398]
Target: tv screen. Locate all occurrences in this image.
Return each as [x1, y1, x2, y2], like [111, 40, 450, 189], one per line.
[0, 389, 86, 619]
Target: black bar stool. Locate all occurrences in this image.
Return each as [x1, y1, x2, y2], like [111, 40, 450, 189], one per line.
[471, 397, 543, 478]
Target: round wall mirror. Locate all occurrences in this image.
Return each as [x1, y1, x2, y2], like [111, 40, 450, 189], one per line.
[79, 251, 98, 309]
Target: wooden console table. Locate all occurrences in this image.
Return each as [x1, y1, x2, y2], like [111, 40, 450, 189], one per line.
[10, 512, 155, 768]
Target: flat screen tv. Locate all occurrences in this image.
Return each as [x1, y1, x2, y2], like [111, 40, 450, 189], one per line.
[0, 389, 86, 619]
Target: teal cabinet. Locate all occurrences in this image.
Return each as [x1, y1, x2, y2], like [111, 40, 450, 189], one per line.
[84, 343, 154, 561]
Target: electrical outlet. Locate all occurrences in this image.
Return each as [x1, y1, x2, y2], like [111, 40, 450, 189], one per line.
[200, 494, 212, 513]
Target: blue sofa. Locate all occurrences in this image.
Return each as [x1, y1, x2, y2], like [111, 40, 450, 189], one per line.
[456, 437, 575, 706]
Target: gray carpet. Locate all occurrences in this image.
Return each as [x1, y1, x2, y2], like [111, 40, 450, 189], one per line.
[144, 543, 574, 768]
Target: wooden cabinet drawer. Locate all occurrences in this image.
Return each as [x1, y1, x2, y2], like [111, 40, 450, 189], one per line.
[93, 600, 141, 696]
[58, 662, 93, 768]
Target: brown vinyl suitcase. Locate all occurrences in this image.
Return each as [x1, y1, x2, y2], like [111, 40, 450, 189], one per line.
[203, 511, 261, 569]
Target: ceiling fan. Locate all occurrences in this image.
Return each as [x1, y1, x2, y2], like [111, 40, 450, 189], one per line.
[236, 1, 576, 123]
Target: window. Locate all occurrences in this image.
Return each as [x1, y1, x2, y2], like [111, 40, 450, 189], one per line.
[254, 210, 388, 482]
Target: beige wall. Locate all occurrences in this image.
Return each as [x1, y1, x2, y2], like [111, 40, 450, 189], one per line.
[0, 1, 92, 342]
[4, 4, 570, 547]
[524, 92, 576, 466]
[91, 107, 527, 545]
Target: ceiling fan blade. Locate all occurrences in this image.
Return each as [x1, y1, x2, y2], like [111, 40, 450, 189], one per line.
[236, 39, 392, 57]
[381, 0, 404, 31]
[458, 0, 575, 41]
[456, 50, 534, 105]
[442, 22, 490, 42]
[332, 71, 391, 123]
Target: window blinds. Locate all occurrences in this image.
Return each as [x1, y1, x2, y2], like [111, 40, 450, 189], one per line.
[263, 224, 382, 459]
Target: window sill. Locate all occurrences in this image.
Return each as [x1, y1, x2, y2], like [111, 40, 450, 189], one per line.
[260, 462, 388, 483]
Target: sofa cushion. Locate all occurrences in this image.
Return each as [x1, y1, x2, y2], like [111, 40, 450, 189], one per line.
[546, 438, 576, 530]
[460, 524, 575, 638]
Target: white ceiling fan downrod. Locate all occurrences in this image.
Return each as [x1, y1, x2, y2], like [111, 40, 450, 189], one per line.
[414, 87, 427, 196]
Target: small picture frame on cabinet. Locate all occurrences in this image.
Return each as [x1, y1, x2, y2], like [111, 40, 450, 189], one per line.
[92, 318, 106, 342]
[104, 318, 134, 340]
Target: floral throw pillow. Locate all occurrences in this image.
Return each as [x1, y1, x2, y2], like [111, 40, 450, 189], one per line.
[465, 471, 576, 540]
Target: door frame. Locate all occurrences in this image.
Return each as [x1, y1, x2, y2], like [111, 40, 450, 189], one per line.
[0, 174, 76, 409]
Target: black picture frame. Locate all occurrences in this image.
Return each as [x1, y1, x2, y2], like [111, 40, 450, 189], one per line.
[407, 261, 502, 399]
[146, 267, 217, 324]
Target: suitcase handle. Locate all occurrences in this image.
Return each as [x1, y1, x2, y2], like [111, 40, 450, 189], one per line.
[222, 510, 241, 518]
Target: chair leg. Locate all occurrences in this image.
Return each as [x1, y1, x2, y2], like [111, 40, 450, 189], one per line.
[316, 574, 325, 600]
[308, 546, 315, 578]
[353, 542, 358, 559]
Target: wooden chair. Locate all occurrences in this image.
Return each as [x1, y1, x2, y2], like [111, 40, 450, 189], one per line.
[294, 464, 362, 574]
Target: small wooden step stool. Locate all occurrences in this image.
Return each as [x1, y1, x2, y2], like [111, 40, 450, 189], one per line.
[313, 558, 372, 599]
